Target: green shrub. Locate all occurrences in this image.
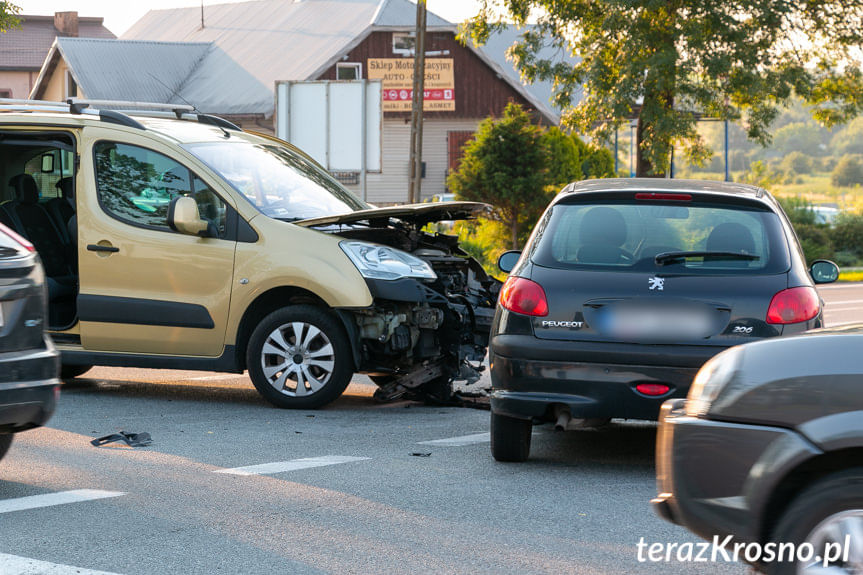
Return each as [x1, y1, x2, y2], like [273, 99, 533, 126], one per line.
[831, 155, 863, 187]
[778, 196, 817, 226]
[794, 224, 834, 263]
[781, 151, 813, 175]
[833, 212, 863, 256]
[832, 250, 861, 267]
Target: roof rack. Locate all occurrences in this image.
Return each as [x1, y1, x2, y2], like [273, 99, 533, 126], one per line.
[0, 98, 242, 133]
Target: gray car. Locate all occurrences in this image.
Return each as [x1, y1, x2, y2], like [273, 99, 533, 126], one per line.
[0, 223, 60, 462]
[652, 326, 863, 574]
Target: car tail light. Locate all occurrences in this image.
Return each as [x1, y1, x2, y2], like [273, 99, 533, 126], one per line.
[635, 193, 691, 201]
[0, 222, 34, 252]
[499, 276, 549, 317]
[636, 383, 671, 396]
[766, 286, 820, 324]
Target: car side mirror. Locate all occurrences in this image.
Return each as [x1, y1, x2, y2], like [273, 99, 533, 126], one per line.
[498, 250, 521, 273]
[810, 260, 839, 284]
[168, 196, 211, 237]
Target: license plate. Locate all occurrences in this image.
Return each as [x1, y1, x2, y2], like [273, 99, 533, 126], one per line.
[602, 305, 714, 340]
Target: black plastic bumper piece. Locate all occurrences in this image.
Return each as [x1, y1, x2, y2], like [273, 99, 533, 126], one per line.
[364, 278, 429, 303]
[489, 353, 697, 421]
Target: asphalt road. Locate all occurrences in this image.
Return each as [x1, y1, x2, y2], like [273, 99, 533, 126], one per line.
[0, 284, 859, 575]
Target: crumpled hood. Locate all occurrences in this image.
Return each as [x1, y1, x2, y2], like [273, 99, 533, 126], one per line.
[294, 202, 493, 228]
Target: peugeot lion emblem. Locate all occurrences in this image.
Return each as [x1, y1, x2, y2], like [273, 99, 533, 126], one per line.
[649, 277, 664, 291]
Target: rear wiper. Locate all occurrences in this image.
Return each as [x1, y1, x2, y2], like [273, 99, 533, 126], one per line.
[655, 251, 760, 266]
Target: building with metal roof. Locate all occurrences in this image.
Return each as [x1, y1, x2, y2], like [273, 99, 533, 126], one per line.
[0, 11, 114, 99]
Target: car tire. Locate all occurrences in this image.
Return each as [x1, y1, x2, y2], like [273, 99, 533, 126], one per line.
[490, 411, 532, 462]
[60, 364, 92, 380]
[247, 305, 353, 409]
[0, 434, 13, 462]
[767, 467, 863, 575]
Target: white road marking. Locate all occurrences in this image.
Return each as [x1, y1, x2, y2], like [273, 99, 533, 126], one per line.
[0, 489, 125, 515]
[187, 374, 237, 381]
[818, 283, 863, 290]
[823, 299, 863, 306]
[214, 455, 370, 476]
[0, 553, 123, 575]
[418, 432, 490, 446]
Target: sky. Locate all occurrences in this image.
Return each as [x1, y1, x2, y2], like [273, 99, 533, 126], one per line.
[14, 0, 484, 36]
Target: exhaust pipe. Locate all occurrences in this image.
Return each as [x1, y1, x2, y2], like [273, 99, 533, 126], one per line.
[553, 405, 571, 432]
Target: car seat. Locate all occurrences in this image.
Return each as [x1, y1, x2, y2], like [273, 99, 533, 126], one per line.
[577, 206, 630, 264]
[705, 222, 757, 268]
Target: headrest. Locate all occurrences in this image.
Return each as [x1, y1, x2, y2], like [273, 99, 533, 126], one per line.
[9, 174, 39, 205]
[706, 222, 756, 254]
[56, 177, 74, 200]
[580, 206, 627, 247]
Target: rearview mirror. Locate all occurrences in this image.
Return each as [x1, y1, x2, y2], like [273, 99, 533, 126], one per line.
[498, 250, 521, 273]
[168, 196, 211, 237]
[41, 154, 54, 173]
[810, 260, 839, 284]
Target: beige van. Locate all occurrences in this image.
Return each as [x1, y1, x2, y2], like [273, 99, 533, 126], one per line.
[0, 100, 499, 408]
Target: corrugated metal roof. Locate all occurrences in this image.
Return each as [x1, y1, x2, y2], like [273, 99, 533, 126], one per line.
[58, 38, 211, 103]
[478, 25, 582, 124]
[372, 0, 452, 29]
[123, 0, 381, 90]
[0, 15, 114, 70]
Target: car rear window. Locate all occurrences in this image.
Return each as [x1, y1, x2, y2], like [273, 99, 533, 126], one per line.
[531, 198, 790, 275]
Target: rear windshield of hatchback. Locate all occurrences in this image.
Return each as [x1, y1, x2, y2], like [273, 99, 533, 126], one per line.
[531, 198, 791, 274]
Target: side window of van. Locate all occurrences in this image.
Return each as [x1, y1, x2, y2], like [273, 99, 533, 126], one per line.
[94, 142, 227, 237]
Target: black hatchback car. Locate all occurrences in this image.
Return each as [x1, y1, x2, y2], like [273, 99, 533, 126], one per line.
[0, 222, 60, 462]
[488, 179, 839, 461]
[653, 327, 863, 575]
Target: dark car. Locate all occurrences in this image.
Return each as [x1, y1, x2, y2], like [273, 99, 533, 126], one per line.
[0, 222, 60, 462]
[488, 179, 839, 461]
[652, 327, 863, 575]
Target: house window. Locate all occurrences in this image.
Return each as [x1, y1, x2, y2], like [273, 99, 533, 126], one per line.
[336, 63, 361, 80]
[0, 89, 11, 99]
[65, 70, 77, 98]
[392, 32, 415, 56]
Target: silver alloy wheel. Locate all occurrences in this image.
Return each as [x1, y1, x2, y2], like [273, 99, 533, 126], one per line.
[260, 321, 335, 397]
[799, 509, 863, 575]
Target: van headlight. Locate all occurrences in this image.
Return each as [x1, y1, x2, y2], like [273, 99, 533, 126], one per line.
[340, 241, 436, 281]
[685, 347, 742, 417]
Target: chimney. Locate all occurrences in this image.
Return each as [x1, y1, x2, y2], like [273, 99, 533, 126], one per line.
[54, 12, 79, 37]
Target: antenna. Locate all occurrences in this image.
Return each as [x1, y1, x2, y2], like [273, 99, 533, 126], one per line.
[201, 0, 205, 29]
[145, 72, 197, 112]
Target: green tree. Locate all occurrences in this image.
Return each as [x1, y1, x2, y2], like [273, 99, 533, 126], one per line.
[448, 103, 548, 249]
[462, 1, 863, 177]
[832, 155, 863, 187]
[0, 2, 20, 33]
[773, 123, 828, 157]
[831, 117, 863, 156]
[781, 151, 813, 176]
[542, 126, 586, 188]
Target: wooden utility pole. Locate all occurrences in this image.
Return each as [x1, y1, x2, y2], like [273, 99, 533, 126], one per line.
[407, 0, 427, 204]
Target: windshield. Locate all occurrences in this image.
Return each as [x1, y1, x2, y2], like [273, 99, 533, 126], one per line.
[185, 138, 369, 221]
[532, 199, 791, 275]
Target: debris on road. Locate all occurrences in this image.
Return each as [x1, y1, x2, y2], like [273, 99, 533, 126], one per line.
[90, 431, 153, 448]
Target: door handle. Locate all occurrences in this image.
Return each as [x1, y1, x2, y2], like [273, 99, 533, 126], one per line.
[87, 244, 119, 253]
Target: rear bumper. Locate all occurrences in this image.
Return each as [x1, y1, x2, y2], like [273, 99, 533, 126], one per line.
[0, 336, 60, 432]
[489, 335, 718, 421]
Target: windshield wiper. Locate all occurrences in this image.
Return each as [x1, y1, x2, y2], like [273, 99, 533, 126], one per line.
[655, 251, 760, 266]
